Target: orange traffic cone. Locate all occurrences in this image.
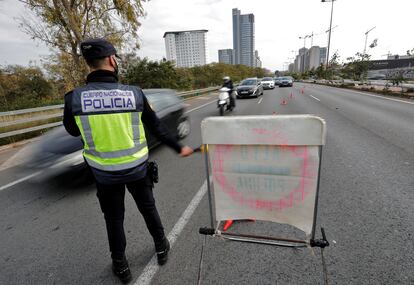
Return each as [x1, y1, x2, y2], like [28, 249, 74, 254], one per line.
[301, 89, 304, 94]
[223, 220, 233, 231]
[280, 98, 287, 105]
[272, 111, 277, 115]
[289, 92, 294, 99]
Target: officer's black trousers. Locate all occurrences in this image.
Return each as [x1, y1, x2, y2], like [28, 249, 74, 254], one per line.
[96, 177, 165, 260]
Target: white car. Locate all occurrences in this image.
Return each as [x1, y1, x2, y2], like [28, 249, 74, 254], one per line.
[260, 77, 275, 89]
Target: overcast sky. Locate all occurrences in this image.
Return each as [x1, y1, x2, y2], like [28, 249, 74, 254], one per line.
[0, 0, 413, 71]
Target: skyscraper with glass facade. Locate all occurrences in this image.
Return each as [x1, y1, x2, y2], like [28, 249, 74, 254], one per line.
[232, 8, 255, 67]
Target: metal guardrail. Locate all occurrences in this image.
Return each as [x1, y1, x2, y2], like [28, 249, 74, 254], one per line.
[0, 104, 64, 117]
[0, 87, 219, 139]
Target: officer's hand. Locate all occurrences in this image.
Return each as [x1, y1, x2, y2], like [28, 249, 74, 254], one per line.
[180, 146, 193, 157]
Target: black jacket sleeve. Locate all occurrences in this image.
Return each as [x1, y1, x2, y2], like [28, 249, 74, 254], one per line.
[141, 95, 183, 153]
[63, 91, 81, 137]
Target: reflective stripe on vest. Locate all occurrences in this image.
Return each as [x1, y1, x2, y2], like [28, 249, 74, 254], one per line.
[84, 152, 148, 171]
[75, 112, 148, 171]
[79, 113, 146, 159]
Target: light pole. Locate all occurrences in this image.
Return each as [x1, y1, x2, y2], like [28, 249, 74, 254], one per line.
[299, 34, 311, 48]
[363, 26, 376, 56]
[322, 0, 336, 68]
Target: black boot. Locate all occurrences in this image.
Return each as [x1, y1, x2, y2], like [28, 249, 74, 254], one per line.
[156, 238, 170, 266]
[112, 257, 132, 283]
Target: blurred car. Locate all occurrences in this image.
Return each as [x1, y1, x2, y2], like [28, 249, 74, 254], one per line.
[236, 78, 264, 98]
[279, 76, 294, 87]
[261, 77, 275, 89]
[274, 77, 282, 86]
[23, 89, 190, 173]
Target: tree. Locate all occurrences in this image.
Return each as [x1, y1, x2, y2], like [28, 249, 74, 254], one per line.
[389, 71, 406, 93]
[407, 48, 414, 56]
[122, 57, 175, 89]
[0, 65, 54, 110]
[315, 64, 325, 79]
[325, 51, 341, 80]
[19, 0, 147, 90]
[342, 52, 371, 81]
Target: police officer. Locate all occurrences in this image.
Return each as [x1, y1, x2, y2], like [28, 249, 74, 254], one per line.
[63, 38, 193, 283]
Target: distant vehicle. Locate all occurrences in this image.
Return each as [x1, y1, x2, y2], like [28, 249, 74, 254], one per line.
[261, 77, 275, 89]
[22, 89, 190, 174]
[236, 78, 264, 98]
[274, 77, 282, 86]
[279, 76, 293, 87]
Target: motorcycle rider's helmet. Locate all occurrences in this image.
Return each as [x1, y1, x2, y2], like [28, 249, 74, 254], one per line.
[223, 76, 230, 82]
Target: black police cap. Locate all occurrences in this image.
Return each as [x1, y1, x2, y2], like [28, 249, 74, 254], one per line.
[80, 38, 117, 59]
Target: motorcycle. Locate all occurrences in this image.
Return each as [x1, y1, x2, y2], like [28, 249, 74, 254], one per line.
[217, 87, 234, 116]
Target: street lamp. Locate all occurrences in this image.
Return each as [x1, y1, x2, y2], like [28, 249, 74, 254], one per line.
[299, 34, 311, 48]
[363, 26, 376, 56]
[321, 0, 336, 68]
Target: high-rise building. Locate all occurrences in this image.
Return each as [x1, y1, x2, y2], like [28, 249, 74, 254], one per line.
[255, 50, 262, 68]
[320, 47, 327, 67]
[295, 47, 308, 73]
[232, 8, 255, 67]
[218, 49, 233, 65]
[164, 30, 208, 68]
[293, 46, 327, 72]
[308, 46, 322, 70]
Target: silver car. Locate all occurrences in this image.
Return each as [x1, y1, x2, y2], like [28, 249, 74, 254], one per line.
[236, 78, 264, 98]
[279, 76, 294, 87]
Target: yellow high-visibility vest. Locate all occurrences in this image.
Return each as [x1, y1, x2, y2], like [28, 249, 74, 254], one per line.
[72, 83, 148, 171]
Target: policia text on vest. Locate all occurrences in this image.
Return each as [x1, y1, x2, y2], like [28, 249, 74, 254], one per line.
[81, 89, 136, 112]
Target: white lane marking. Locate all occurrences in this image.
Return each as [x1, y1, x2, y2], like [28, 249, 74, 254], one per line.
[134, 180, 208, 285]
[185, 100, 216, 114]
[0, 171, 42, 192]
[310, 95, 321, 101]
[196, 97, 211, 100]
[257, 97, 263, 104]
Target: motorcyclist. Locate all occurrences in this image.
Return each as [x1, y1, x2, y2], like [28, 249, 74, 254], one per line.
[222, 76, 235, 108]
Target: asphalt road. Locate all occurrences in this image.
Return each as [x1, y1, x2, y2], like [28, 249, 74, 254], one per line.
[0, 84, 413, 284]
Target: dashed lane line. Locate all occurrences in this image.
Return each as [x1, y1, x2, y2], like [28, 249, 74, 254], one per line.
[184, 100, 216, 114]
[310, 95, 321, 101]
